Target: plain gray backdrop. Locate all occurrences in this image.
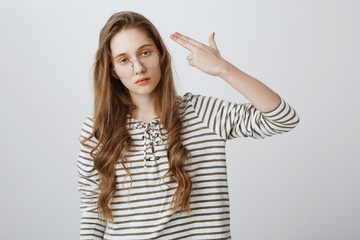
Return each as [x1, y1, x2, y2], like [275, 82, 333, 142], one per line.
[1, 0, 359, 239]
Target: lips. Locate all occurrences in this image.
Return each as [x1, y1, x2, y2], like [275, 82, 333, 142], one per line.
[136, 77, 150, 83]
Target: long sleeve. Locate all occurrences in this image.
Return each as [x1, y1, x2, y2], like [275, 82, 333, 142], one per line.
[183, 92, 299, 140]
[77, 115, 106, 239]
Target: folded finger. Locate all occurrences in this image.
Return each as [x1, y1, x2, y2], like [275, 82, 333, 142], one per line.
[186, 54, 193, 61]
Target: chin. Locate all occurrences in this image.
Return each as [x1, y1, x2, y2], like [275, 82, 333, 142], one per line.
[130, 88, 156, 96]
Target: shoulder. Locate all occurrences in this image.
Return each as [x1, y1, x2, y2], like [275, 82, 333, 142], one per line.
[177, 91, 206, 105]
[79, 114, 96, 140]
[178, 91, 223, 109]
[177, 92, 196, 109]
[81, 114, 95, 130]
[177, 92, 222, 119]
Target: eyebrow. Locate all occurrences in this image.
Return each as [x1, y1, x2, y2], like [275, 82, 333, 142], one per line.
[113, 43, 155, 60]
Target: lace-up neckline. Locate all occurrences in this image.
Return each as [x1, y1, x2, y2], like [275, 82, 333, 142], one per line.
[128, 115, 163, 168]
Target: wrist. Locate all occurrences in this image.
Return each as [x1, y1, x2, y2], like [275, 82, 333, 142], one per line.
[217, 59, 235, 79]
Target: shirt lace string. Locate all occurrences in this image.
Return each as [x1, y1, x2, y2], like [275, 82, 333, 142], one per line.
[131, 118, 163, 168]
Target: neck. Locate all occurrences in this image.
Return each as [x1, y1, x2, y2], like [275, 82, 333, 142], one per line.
[130, 92, 157, 122]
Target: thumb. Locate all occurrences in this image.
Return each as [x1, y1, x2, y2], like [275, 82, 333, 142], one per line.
[209, 32, 219, 51]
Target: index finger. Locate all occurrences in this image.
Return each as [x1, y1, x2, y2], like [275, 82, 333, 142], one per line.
[170, 32, 201, 52]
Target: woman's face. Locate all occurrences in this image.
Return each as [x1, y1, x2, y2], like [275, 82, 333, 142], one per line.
[110, 28, 162, 100]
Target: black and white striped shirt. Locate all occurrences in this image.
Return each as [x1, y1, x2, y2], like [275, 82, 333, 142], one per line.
[77, 92, 299, 240]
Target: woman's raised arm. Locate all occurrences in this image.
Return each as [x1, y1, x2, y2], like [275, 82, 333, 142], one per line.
[170, 32, 281, 113]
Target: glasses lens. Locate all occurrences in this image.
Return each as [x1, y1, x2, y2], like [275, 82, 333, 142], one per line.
[116, 63, 132, 78]
[140, 51, 159, 68]
[116, 51, 159, 78]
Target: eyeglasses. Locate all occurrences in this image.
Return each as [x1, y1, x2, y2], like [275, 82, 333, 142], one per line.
[113, 50, 159, 78]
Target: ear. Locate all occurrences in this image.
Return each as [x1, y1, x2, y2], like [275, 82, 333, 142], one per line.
[111, 67, 119, 79]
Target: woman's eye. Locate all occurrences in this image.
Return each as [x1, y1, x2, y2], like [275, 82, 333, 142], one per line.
[119, 59, 128, 64]
[142, 51, 151, 56]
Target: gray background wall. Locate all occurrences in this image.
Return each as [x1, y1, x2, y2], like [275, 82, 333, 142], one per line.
[1, 0, 359, 239]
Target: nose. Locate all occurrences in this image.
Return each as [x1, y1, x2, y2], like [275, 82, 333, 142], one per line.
[132, 59, 145, 74]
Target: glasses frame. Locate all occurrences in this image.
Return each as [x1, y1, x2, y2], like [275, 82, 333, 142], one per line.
[113, 50, 160, 78]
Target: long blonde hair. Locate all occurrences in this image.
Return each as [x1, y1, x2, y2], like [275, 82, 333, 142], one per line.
[81, 11, 192, 222]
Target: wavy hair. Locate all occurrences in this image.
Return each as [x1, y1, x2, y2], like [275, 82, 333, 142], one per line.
[81, 11, 192, 222]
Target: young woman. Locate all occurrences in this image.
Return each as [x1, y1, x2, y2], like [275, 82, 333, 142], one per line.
[77, 11, 299, 240]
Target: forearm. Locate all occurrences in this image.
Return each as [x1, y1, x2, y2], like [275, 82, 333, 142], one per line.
[218, 60, 281, 113]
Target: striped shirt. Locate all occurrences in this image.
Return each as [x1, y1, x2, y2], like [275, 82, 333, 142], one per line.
[77, 92, 299, 240]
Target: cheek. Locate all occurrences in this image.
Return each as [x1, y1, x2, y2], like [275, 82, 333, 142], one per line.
[154, 65, 162, 79]
[119, 79, 130, 89]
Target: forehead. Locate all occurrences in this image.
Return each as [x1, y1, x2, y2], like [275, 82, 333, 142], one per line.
[110, 28, 156, 57]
